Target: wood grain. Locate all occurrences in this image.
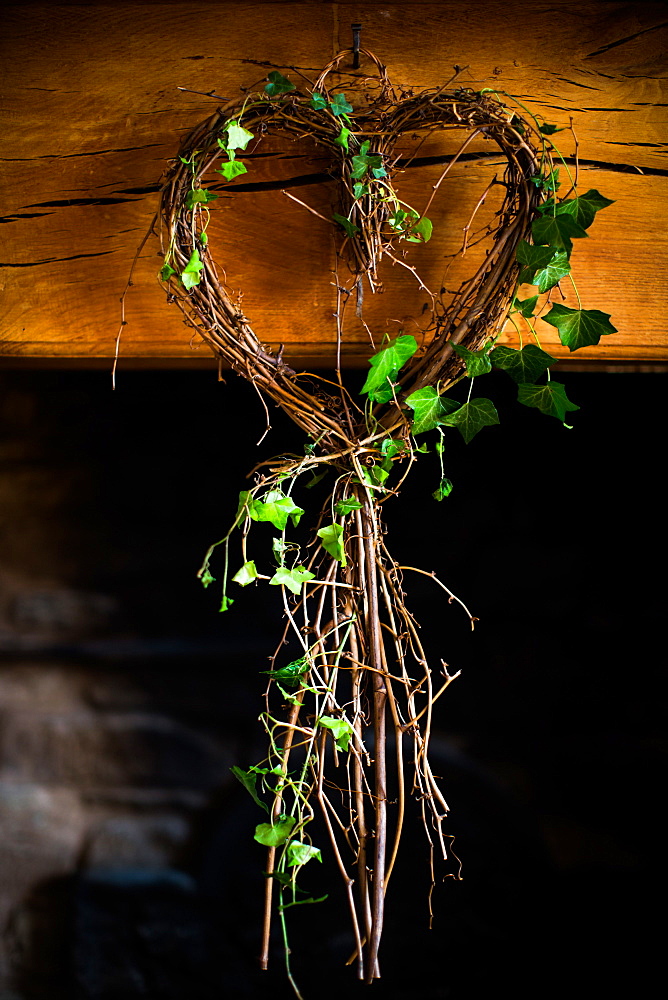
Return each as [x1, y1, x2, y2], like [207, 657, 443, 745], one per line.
[1, 2, 667, 366]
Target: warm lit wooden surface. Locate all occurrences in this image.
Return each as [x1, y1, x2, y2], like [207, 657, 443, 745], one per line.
[1, 1, 667, 367]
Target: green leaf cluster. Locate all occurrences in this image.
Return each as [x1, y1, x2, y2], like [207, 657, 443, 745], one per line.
[388, 209, 433, 243]
[433, 477, 453, 501]
[181, 248, 204, 290]
[308, 90, 352, 118]
[351, 140, 387, 180]
[490, 345, 579, 424]
[405, 387, 499, 443]
[216, 119, 255, 183]
[514, 179, 615, 351]
[239, 490, 304, 531]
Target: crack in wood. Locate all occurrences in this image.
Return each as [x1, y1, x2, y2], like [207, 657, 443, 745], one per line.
[585, 20, 668, 58]
[0, 212, 53, 225]
[0, 250, 116, 268]
[554, 76, 603, 91]
[0, 143, 165, 163]
[22, 197, 138, 209]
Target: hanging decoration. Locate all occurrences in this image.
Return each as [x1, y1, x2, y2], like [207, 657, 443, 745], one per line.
[150, 43, 614, 995]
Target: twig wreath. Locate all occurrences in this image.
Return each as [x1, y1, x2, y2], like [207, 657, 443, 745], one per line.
[148, 45, 615, 995]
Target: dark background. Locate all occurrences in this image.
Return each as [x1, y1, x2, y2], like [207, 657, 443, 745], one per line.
[0, 367, 663, 999]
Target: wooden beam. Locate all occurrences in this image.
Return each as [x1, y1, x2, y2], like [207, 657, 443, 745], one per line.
[1, 2, 667, 366]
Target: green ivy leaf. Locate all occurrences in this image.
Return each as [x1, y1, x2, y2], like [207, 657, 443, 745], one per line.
[531, 213, 588, 253]
[218, 160, 248, 182]
[332, 213, 360, 238]
[389, 209, 407, 229]
[318, 715, 353, 751]
[305, 469, 327, 489]
[329, 92, 353, 116]
[351, 140, 386, 180]
[219, 595, 235, 612]
[286, 841, 322, 867]
[539, 122, 564, 135]
[254, 815, 296, 846]
[249, 491, 304, 530]
[232, 560, 259, 586]
[223, 121, 255, 151]
[517, 381, 580, 422]
[367, 465, 389, 487]
[433, 477, 453, 501]
[361, 334, 418, 403]
[181, 248, 204, 289]
[532, 249, 571, 293]
[405, 386, 461, 435]
[264, 656, 310, 684]
[513, 294, 539, 318]
[516, 241, 558, 284]
[264, 71, 295, 97]
[554, 188, 615, 230]
[334, 127, 350, 150]
[405, 216, 433, 243]
[543, 304, 617, 352]
[236, 490, 251, 519]
[451, 342, 493, 377]
[200, 568, 215, 588]
[309, 92, 328, 110]
[334, 497, 363, 516]
[353, 182, 369, 199]
[531, 167, 560, 193]
[441, 398, 500, 444]
[490, 345, 556, 384]
[184, 188, 218, 210]
[270, 565, 315, 595]
[159, 262, 176, 282]
[231, 765, 269, 812]
[379, 438, 407, 469]
[317, 523, 346, 565]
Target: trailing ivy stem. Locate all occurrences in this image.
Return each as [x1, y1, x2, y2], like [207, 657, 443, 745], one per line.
[278, 895, 305, 1000]
[568, 273, 582, 308]
[360, 488, 387, 983]
[260, 692, 305, 971]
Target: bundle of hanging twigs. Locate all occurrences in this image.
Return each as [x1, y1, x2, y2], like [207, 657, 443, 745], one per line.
[156, 48, 549, 993]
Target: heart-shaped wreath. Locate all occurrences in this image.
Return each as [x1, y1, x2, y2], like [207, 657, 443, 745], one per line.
[154, 47, 613, 992]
